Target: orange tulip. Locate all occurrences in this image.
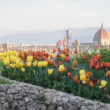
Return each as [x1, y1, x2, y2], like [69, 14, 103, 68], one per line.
[86, 79, 90, 85]
[68, 72, 72, 79]
[73, 60, 77, 67]
[73, 75, 78, 82]
[86, 72, 92, 79]
[89, 82, 95, 88]
[97, 54, 101, 60]
[72, 65, 75, 71]
[95, 64, 100, 70]
[77, 80, 80, 84]
[105, 71, 110, 78]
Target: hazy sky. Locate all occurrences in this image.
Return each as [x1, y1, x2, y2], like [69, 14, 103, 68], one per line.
[0, 0, 110, 31]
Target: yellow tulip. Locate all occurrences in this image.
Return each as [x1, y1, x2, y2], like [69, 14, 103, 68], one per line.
[3, 60, 10, 66]
[15, 64, 19, 68]
[51, 54, 56, 58]
[53, 54, 56, 58]
[13, 57, 17, 63]
[16, 59, 20, 63]
[48, 56, 50, 59]
[3, 52, 7, 57]
[79, 69, 85, 75]
[35, 60, 37, 63]
[10, 56, 17, 63]
[15, 60, 20, 68]
[21, 68, 25, 72]
[38, 61, 43, 68]
[61, 54, 65, 58]
[10, 55, 14, 62]
[27, 56, 33, 62]
[0, 53, 3, 57]
[48, 69, 53, 75]
[10, 63, 16, 68]
[19, 62, 24, 68]
[43, 61, 48, 67]
[4, 55, 10, 61]
[33, 61, 37, 67]
[80, 75, 86, 81]
[17, 58, 21, 61]
[0, 56, 3, 61]
[59, 65, 65, 72]
[26, 62, 31, 67]
[100, 80, 107, 88]
[15, 52, 19, 57]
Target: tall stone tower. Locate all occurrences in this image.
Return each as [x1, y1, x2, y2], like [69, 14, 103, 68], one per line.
[75, 40, 80, 53]
[66, 29, 72, 51]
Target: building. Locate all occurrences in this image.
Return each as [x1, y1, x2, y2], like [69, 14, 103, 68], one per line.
[72, 41, 93, 52]
[66, 30, 72, 50]
[56, 30, 72, 50]
[61, 22, 110, 52]
[93, 22, 110, 48]
[56, 29, 72, 51]
[1, 22, 110, 53]
[0, 45, 3, 52]
[2, 42, 13, 52]
[19, 44, 56, 53]
[56, 40, 63, 48]
[0, 42, 57, 53]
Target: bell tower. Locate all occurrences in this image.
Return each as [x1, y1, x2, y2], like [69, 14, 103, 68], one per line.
[66, 29, 72, 51]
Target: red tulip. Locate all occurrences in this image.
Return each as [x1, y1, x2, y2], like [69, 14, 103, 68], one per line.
[58, 61, 63, 65]
[53, 49, 56, 53]
[53, 62, 57, 67]
[74, 49, 77, 54]
[72, 65, 75, 71]
[83, 54, 87, 59]
[68, 72, 72, 78]
[92, 78, 98, 84]
[105, 68, 108, 71]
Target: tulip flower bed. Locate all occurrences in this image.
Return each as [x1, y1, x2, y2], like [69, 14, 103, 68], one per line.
[0, 48, 110, 103]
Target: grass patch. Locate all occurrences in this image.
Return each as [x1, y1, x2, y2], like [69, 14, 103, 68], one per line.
[0, 78, 13, 85]
[37, 95, 46, 102]
[0, 62, 4, 71]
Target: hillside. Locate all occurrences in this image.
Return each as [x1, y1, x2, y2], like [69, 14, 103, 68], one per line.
[0, 27, 110, 44]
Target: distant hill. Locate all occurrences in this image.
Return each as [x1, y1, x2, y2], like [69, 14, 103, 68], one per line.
[0, 27, 110, 44]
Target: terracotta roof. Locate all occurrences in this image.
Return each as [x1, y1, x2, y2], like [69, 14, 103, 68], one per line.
[57, 40, 63, 46]
[94, 23, 110, 41]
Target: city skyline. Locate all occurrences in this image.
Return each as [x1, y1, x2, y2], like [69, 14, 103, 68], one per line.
[0, 0, 110, 32]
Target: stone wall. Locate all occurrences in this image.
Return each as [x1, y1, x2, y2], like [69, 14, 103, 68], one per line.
[0, 73, 110, 110]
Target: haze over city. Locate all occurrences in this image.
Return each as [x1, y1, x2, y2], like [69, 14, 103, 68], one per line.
[0, 0, 110, 44]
